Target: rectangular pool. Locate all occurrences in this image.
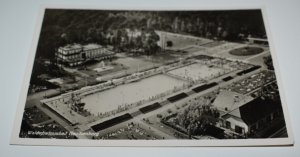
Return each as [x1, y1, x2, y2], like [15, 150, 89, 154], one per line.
[81, 74, 186, 115]
[167, 63, 225, 81]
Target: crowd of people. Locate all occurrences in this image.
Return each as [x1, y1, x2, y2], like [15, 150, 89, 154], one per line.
[81, 56, 245, 122]
[75, 59, 194, 121]
[97, 122, 161, 140]
[227, 70, 276, 95]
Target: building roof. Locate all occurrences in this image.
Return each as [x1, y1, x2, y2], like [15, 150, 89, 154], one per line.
[60, 44, 82, 51]
[247, 37, 268, 42]
[212, 90, 253, 113]
[222, 97, 282, 125]
[60, 43, 103, 51]
[239, 97, 282, 125]
[83, 43, 102, 50]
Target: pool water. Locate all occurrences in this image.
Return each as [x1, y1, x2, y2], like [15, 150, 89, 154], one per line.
[167, 63, 225, 81]
[81, 74, 186, 115]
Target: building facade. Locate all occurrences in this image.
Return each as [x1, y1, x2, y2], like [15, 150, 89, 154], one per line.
[56, 43, 115, 67]
[220, 97, 283, 137]
[212, 91, 284, 137]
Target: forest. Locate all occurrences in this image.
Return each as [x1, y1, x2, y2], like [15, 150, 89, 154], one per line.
[36, 9, 267, 60]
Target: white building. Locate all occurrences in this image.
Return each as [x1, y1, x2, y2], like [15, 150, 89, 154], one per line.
[56, 43, 115, 67]
[247, 37, 268, 45]
[212, 91, 282, 136]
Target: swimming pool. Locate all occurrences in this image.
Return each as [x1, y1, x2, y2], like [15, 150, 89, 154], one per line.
[81, 74, 186, 115]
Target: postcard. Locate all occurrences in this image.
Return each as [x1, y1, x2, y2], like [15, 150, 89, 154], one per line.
[11, 6, 293, 146]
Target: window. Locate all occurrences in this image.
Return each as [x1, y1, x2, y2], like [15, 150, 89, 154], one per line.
[235, 125, 244, 134]
[225, 121, 231, 129]
[82, 53, 86, 59]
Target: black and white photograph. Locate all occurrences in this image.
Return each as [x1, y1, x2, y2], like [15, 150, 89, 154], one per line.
[10, 7, 293, 146]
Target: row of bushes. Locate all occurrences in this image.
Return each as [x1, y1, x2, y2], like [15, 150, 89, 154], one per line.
[91, 113, 133, 132]
[139, 102, 162, 114]
[167, 92, 189, 103]
[236, 65, 261, 76]
[192, 82, 218, 93]
[222, 76, 234, 82]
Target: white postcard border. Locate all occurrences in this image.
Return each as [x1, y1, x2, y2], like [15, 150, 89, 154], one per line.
[10, 4, 294, 147]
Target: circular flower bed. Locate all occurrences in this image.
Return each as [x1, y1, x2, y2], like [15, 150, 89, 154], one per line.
[229, 46, 264, 56]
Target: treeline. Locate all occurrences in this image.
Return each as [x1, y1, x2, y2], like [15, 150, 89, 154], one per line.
[263, 55, 274, 70]
[36, 9, 267, 60]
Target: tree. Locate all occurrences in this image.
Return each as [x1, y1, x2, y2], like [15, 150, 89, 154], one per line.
[144, 30, 160, 55]
[263, 55, 274, 70]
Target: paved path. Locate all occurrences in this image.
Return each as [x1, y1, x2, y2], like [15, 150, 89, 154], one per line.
[26, 89, 60, 108]
[36, 103, 89, 139]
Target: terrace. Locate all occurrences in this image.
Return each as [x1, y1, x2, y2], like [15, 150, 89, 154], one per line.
[230, 70, 276, 95]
